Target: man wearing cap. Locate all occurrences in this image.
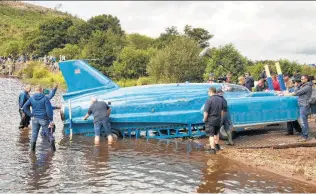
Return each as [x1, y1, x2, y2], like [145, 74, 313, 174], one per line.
[83, 98, 113, 145]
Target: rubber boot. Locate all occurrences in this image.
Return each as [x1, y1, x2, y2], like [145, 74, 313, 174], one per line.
[50, 140, 56, 151]
[226, 129, 234, 146]
[31, 142, 36, 152]
[215, 144, 221, 151]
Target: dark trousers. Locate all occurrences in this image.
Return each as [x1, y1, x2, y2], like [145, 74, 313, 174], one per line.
[19, 109, 30, 128]
[286, 120, 302, 134]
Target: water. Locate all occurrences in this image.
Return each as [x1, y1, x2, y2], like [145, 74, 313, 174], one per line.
[0, 78, 315, 193]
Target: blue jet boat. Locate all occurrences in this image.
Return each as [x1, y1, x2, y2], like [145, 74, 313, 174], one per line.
[59, 60, 299, 139]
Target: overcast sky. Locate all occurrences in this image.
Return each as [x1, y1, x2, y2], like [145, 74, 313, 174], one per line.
[28, 1, 316, 64]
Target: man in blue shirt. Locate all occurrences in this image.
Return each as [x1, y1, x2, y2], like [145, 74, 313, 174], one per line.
[83, 98, 113, 145]
[18, 85, 31, 129]
[23, 85, 54, 152]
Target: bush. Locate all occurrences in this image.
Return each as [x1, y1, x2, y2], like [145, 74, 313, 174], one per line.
[33, 67, 49, 78]
[116, 79, 138, 87]
[137, 76, 154, 86]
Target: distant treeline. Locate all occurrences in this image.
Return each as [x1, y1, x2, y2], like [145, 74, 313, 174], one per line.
[1, 2, 316, 85]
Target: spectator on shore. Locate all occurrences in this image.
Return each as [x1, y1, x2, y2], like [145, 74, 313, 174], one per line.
[271, 74, 281, 91]
[290, 75, 313, 141]
[245, 72, 254, 91]
[238, 76, 246, 87]
[284, 73, 294, 92]
[260, 69, 267, 79]
[255, 79, 267, 92]
[225, 73, 232, 83]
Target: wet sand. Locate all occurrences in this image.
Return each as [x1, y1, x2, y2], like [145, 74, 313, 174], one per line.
[194, 121, 316, 187]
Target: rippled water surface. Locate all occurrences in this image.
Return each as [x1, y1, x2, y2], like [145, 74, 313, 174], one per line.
[1, 78, 316, 193]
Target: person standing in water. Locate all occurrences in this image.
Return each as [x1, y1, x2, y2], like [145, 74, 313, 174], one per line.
[23, 85, 55, 152]
[83, 98, 113, 145]
[18, 84, 31, 129]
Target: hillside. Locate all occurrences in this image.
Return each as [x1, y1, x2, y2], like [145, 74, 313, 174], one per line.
[0, 1, 81, 55]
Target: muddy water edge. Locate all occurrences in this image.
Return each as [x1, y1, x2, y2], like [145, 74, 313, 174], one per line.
[0, 77, 315, 193]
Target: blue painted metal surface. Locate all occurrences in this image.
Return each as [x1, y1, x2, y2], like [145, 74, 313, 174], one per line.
[59, 60, 300, 139]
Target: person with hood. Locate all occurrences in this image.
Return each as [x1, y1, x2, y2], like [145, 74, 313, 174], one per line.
[216, 88, 234, 146]
[18, 84, 31, 129]
[290, 75, 313, 141]
[23, 85, 55, 152]
[245, 72, 254, 91]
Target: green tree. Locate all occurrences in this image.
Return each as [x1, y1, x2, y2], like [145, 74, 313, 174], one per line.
[66, 20, 93, 44]
[126, 33, 154, 50]
[148, 36, 206, 83]
[26, 17, 74, 56]
[204, 44, 247, 81]
[113, 47, 156, 79]
[184, 25, 213, 48]
[154, 26, 180, 49]
[81, 30, 126, 75]
[4, 41, 20, 57]
[49, 44, 81, 60]
[87, 14, 124, 36]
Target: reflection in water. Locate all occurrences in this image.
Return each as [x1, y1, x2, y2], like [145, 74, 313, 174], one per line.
[1, 78, 316, 193]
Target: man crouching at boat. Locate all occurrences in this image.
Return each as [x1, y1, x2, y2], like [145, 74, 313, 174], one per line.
[203, 87, 226, 154]
[83, 97, 113, 145]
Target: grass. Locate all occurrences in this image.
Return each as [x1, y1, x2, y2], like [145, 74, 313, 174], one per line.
[0, 1, 81, 55]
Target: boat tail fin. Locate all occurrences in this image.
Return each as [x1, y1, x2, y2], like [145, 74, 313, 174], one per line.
[59, 60, 120, 100]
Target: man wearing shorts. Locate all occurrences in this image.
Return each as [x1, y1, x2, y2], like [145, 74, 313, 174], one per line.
[83, 98, 113, 145]
[203, 87, 226, 154]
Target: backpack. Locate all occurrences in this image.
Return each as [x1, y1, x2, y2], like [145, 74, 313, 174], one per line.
[309, 88, 316, 105]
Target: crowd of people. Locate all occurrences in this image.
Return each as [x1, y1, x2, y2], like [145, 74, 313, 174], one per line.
[0, 54, 66, 75]
[204, 70, 315, 154]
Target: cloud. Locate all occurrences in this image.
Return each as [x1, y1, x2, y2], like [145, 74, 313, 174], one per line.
[26, 1, 316, 63]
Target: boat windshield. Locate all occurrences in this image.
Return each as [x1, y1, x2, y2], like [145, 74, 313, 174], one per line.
[221, 84, 250, 93]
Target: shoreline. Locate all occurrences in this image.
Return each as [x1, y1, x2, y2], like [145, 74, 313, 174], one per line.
[191, 121, 316, 188]
[220, 148, 316, 187]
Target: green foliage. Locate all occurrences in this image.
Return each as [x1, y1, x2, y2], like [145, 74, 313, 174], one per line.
[4, 41, 20, 57]
[137, 77, 155, 86]
[148, 36, 206, 83]
[49, 44, 81, 60]
[33, 67, 49, 78]
[19, 61, 65, 88]
[66, 20, 93, 44]
[112, 47, 156, 79]
[154, 26, 180, 49]
[126, 33, 154, 50]
[28, 17, 74, 56]
[246, 62, 265, 80]
[184, 25, 213, 48]
[0, 1, 78, 55]
[116, 79, 138, 87]
[87, 14, 124, 36]
[204, 44, 248, 82]
[81, 30, 126, 74]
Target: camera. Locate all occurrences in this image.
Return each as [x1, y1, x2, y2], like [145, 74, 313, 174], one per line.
[217, 76, 227, 83]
